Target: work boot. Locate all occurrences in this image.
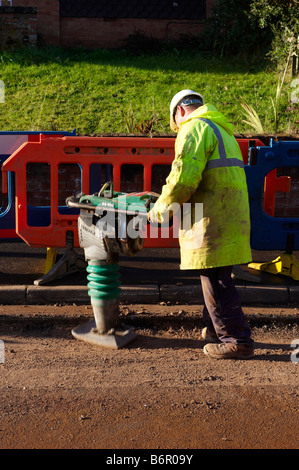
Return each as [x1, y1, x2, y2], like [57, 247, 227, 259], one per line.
[203, 342, 254, 359]
[201, 326, 220, 343]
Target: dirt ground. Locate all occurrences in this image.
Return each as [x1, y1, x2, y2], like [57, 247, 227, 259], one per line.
[0, 302, 298, 451]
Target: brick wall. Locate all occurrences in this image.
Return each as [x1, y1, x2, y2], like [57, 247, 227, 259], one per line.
[12, 0, 60, 45]
[12, 0, 216, 48]
[0, 5, 37, 48]
[60, 17, 206, 48]
[275, 168, 299, 218]
[26, 162, 81, 206]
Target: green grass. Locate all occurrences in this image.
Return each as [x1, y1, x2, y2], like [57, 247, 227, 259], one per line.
[0, 47, 298, 135]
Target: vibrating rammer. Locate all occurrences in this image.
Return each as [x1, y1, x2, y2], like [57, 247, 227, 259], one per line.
[67, 182, 158, 349]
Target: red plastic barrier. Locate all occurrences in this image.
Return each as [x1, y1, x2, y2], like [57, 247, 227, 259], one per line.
[263, 169, 291, 217]
[2, 135, 286, 249]
[0, 132, 75, 240]
[2, 136, 177, 248]
[238, 139, 291, 215]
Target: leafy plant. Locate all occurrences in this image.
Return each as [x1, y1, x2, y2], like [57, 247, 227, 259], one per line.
[250, 0, 299, 66]
[122, 104, 163, 136]
[200, 0, 272, 57]
[240, 100, 264, 134]
[240, 47, 294, 135]
[135, 115, 162, 136]
[121, 104, 136, 134]
[270, 48, 292, 134]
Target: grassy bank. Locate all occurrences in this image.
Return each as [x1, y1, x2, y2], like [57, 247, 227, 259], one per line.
[0, 47, 298, 136]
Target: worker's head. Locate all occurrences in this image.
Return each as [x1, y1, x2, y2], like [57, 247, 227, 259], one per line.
[170, 89, 204, 132]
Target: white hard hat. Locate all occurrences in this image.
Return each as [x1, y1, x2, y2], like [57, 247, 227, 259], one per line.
[169, 89, 204, 132]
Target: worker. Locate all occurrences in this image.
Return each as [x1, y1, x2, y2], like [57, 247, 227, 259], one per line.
[148, 89, 254, 359]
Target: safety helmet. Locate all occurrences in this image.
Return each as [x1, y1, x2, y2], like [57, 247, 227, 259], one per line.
[169, 89, 204, 132]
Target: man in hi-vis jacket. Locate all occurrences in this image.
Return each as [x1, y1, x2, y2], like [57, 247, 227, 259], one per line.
[148, 89, 254, 359]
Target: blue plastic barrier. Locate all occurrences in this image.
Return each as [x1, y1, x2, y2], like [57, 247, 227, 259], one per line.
[245, 139, 299, 251]
[0, 130, 76, 240]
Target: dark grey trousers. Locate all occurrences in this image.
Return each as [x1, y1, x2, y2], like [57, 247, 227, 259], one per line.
[199, 266, 253, 345]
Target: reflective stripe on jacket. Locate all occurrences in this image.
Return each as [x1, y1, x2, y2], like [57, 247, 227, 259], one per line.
[151, 104, 252, 270]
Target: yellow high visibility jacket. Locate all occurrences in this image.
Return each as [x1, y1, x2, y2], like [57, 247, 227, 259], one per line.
[150, 104, 252, 269]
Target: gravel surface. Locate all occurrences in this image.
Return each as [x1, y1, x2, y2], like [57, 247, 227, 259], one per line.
[0, 303, 298, 450]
